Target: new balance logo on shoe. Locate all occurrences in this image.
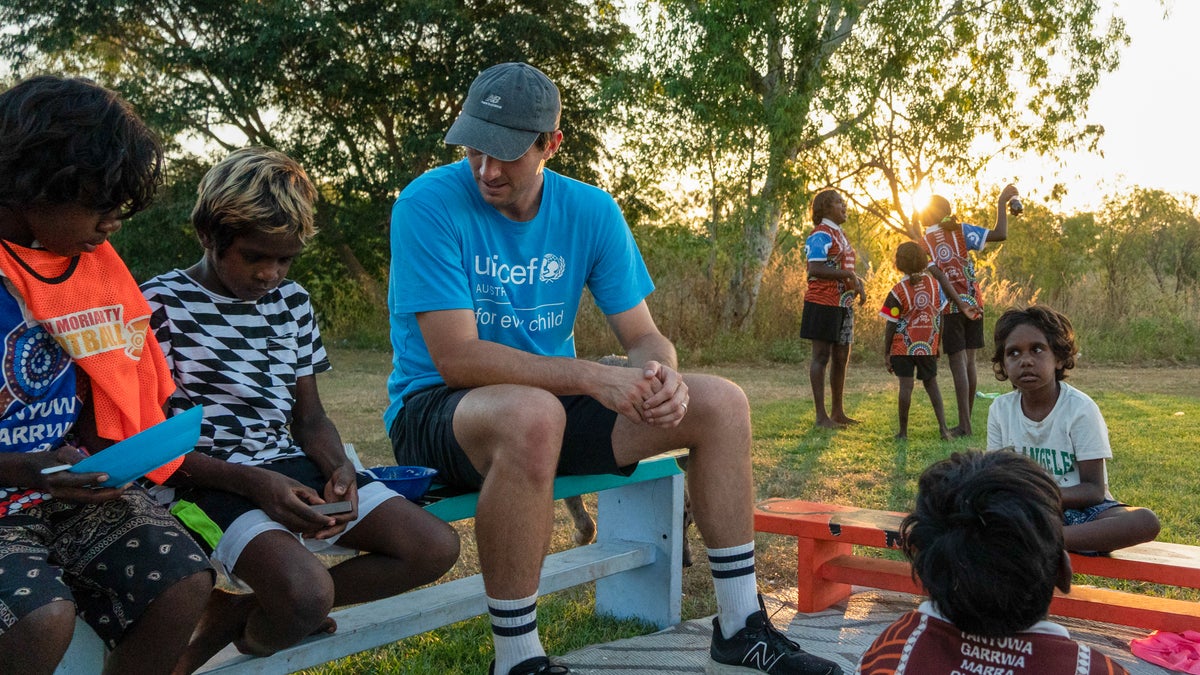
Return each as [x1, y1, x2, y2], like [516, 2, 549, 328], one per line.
[707, 594, 843, 674]
[741, 640, 786, 670]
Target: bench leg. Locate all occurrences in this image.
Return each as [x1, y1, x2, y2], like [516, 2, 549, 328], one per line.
[595, 473, 684, 628]
[796, 538, 852, 612]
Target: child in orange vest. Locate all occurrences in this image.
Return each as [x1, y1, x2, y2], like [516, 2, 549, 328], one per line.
[917, 185, 1018, 437]
[0, 75, 212, 674]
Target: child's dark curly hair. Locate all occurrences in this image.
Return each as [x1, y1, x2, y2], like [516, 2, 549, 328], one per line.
[809, 188, 843, 226]
[901, 451, 1064, 637]
[991, 305, 1077, 382]
[918, 194, 961, 235]
[894, 241, 928, 276]
[0, 75, 162, 218]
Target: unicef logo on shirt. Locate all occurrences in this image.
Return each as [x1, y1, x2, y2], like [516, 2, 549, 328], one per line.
[539, 254, 565, 283]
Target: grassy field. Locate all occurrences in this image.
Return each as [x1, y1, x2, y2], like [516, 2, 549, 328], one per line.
[310, 347, 1200, 673]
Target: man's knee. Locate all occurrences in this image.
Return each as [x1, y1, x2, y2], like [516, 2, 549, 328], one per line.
[689, 376, 750, 427]
[463, 387, 566, 478]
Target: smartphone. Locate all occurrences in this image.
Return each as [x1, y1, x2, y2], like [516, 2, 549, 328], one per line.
[311, 500, 353, 515]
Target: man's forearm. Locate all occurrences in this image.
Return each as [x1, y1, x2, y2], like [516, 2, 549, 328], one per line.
[436, 337, 609, 397]
[623, 332, 678, 371]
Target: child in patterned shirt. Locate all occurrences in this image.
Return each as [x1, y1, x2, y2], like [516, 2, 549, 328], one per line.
[141, 147, 459, 672]
[881, 242, 969, 440]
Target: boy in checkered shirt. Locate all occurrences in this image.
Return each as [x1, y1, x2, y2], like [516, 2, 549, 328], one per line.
[141, 147, 458, 672]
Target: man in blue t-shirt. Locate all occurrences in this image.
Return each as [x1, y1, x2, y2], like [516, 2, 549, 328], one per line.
[387, 62, 842, 675]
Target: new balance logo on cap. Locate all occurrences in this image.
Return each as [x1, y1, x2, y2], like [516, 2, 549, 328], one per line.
[444, 62, 561, 162]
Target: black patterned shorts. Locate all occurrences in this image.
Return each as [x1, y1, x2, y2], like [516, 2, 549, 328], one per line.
[0, 488, 212, 648]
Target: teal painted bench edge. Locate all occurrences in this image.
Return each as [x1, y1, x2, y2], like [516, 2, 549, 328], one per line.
[422, 453, 684, 522]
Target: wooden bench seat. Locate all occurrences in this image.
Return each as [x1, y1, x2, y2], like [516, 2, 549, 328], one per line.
[56, 454, 686, 675]
[754, 498, 1200, 633]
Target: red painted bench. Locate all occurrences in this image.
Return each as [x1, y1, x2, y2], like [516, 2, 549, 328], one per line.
[754, 498, 1200, 633]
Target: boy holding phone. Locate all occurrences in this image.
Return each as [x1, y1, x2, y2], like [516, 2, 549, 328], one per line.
[141, 148, 459, 672]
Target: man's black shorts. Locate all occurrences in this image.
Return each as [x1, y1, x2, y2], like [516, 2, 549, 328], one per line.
[889, 355, 939, 381]
[800, 301, 853, 345]
[389, 385, 637, 490]
[940, 312, 984, 354]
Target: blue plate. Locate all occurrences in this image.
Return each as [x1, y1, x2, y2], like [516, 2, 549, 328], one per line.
[367, 465, 438, 500]
[69, 406, 202, 487]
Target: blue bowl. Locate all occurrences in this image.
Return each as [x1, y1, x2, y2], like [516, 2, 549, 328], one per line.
[368, 465, 438, 500]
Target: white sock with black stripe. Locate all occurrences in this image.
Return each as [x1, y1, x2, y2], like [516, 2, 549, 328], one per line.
[708, 542, 759, 638]
[488, 593, 544, 674]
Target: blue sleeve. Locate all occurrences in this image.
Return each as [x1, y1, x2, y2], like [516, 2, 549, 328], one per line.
[390, 189, 474, 316]
[585, 196, 654, 315]
[962, 223, 989, 251]
[805, 231, 833, 262]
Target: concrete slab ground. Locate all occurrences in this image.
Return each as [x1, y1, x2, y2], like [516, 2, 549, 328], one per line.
[559, 589, 1173, 674]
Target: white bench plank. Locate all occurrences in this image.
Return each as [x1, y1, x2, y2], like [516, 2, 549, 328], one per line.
[196, 541, 655, 674]
[57, 459, 685, 674]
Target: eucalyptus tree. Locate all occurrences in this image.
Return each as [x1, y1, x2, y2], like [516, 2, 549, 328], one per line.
[634, 0, 1127, 330]
[0, 0, 630, 293]
[1096, 188, 1200, 308]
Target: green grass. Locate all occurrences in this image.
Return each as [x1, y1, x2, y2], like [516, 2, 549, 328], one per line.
[308, 587, 654, 674]
[310, 349, 1200, 673]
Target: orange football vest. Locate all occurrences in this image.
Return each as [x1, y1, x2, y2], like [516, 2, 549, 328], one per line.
[0, 240, 181, 482]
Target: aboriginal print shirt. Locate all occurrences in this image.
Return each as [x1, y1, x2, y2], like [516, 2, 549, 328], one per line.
[880, 274, 945, 356]
[804, 219, 858, 307]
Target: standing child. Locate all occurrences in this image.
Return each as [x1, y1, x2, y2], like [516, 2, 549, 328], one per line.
[0, 75, 213, 674]
[986, 305, 1159, 553]
[880, 242, 954, 440]
[801, 188, 866, 429]
[918, 185, 1018, 436]
[140, 147, 459, 672]
[858, 450, 1129, 674]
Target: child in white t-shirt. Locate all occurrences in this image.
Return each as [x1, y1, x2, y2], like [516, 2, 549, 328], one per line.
[985, 305, 1159, 553]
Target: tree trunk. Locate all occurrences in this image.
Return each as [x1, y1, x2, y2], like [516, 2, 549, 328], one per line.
[722, 173, 784, 331]
[337, 242, 385, 307]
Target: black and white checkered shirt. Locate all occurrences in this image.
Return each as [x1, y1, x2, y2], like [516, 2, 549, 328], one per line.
[141, 270, 330, 466]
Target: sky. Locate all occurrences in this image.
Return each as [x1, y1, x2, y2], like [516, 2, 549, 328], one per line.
[997, 1, 1200, 212]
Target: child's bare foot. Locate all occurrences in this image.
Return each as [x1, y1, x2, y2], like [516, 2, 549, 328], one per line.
[894, 432, 907, 441]
[940, 428, 954, 441]
[832, 415, 860, 425]
[233, 614, 338, 656]
[950, 426, 972, 438]
[814, 416, 843, 429]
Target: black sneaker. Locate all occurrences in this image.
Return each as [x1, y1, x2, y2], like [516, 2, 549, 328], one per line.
[707, 597, 843, 674]
[488, 656, 571, 674]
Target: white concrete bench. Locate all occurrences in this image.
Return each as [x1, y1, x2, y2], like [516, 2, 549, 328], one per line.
[56, 453, 686, 674]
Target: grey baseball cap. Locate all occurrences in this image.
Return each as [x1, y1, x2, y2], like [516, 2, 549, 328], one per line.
[445, 62, 561, 162]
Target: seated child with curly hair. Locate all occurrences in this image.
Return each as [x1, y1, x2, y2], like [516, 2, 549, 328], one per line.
[857, 451, 1129, 674]
[0, 74, 213, 674]
[986, 305, 1158, 553]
